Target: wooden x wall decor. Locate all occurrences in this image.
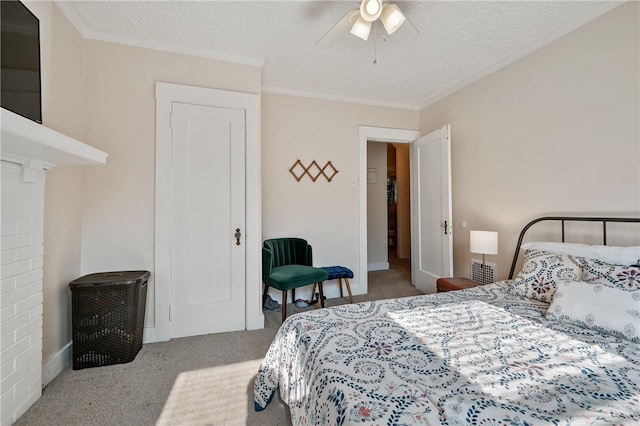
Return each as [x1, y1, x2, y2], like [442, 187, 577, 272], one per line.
[289, 159, 339, 182]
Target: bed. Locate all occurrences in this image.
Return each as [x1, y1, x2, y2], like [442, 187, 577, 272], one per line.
[254, 217, 640, 425]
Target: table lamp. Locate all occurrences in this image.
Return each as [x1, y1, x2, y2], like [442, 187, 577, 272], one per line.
[470, 230, 498, 284]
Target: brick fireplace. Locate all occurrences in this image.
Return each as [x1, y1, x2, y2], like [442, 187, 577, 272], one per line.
[0, 108, 106, 424]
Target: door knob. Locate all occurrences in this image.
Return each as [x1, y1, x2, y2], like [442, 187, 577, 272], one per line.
[234, 228, 242, 245]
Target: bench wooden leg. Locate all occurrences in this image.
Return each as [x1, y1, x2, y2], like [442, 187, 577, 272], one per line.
[343, 278, 354, 303]
[314, 279, 354, 304]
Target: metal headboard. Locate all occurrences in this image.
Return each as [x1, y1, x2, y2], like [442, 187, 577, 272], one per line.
[508, 216, 640, 279]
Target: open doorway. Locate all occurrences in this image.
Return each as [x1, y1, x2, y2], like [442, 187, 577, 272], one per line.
[366, 141, 411, 274]
[359, 125, 452, 296]
[358, 126, 420, 295]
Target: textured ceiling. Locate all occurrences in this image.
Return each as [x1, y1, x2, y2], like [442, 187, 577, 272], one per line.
[57, 1, 622, 109]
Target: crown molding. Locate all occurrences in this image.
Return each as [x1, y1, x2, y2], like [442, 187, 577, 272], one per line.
[54, 1, 265, 68]
[262, 86, 419, 111]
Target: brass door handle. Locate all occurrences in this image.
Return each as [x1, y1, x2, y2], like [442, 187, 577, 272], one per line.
[234, 228, 242, 245]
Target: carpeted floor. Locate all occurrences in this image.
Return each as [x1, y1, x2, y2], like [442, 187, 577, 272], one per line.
[16, 258, 421, 426]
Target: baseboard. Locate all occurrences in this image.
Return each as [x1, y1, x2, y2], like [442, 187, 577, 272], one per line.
[246, 312, 265, 330]
[141, 320, 265, 340]
[42, 342, 72, 387]
[143, 327, 157, 344]
[368, 262, 389, 271]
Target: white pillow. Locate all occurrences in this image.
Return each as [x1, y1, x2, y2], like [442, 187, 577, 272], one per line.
[546, 280, 640, 342]
[521, 242, 640, 266]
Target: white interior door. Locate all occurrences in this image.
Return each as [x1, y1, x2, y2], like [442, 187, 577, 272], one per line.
[411, 124, 453, 293]
[170, 102, 245, 338]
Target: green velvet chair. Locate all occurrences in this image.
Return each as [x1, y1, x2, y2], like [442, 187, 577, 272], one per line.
[262, 238, 328, 322]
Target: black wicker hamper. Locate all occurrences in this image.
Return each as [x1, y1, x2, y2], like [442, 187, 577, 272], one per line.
[69, 270, 150, 370]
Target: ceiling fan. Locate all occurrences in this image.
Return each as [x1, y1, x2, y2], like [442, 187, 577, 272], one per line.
[316, 0, 418, 48]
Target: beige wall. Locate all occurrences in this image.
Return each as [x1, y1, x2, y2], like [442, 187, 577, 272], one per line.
[261, 93, 418, 293]
[24, 1, 85, 371]
[81, 41, 261, 329]
[420, 2, 640, 280]
[367, 142, 388, 269]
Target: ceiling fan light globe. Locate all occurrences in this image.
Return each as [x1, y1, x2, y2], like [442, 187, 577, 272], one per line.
[351, 16, 372, 40]
[360, 0, 382, 22]
[381, 4, 406, 35]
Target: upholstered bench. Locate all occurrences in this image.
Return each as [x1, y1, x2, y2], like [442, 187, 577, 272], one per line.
[312, 266, 354, 305]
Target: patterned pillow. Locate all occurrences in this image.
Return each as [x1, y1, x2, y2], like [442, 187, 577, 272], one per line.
[547, 280, 640, 342]
[581, 258, 640, 291]
[509, 249, 583, 303]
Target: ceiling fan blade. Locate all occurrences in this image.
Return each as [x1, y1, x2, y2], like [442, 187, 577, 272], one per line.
[316, 8, 360, 49]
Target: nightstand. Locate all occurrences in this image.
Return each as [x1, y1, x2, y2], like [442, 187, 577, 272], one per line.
[436, 277, 480, 292]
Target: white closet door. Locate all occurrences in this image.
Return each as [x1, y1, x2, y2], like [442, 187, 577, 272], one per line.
[170, 101, 245, 338]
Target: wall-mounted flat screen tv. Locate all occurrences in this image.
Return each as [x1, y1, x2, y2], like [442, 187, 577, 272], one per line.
[1, 0, 42, 124]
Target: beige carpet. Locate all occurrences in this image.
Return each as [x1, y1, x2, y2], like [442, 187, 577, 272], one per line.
[17, 258, 420, 426]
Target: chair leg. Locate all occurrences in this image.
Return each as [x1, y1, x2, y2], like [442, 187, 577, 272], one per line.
[339, 278, 344, 298]
[318, 282, 325, 308]
[311, 283, 316, 297]
[281, 290, 287, 322]
[344, 278, 354, 303]
[262, 284, 270, 306]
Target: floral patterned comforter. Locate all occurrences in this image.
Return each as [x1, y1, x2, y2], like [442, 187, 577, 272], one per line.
[254, 282, 640, 425]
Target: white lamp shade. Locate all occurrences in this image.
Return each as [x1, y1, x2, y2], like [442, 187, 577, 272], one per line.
[380, 4, 406, 35]
[350, 16, 372, 40]
[360, 0, 383, 22]
[470, 231, 498, 255]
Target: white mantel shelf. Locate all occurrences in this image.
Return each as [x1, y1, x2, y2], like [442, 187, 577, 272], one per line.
[1, 108, 107, 167]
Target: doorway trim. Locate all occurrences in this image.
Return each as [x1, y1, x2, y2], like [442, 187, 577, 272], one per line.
[358, 126, 420, 293]
[154, 82, 262, 342]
